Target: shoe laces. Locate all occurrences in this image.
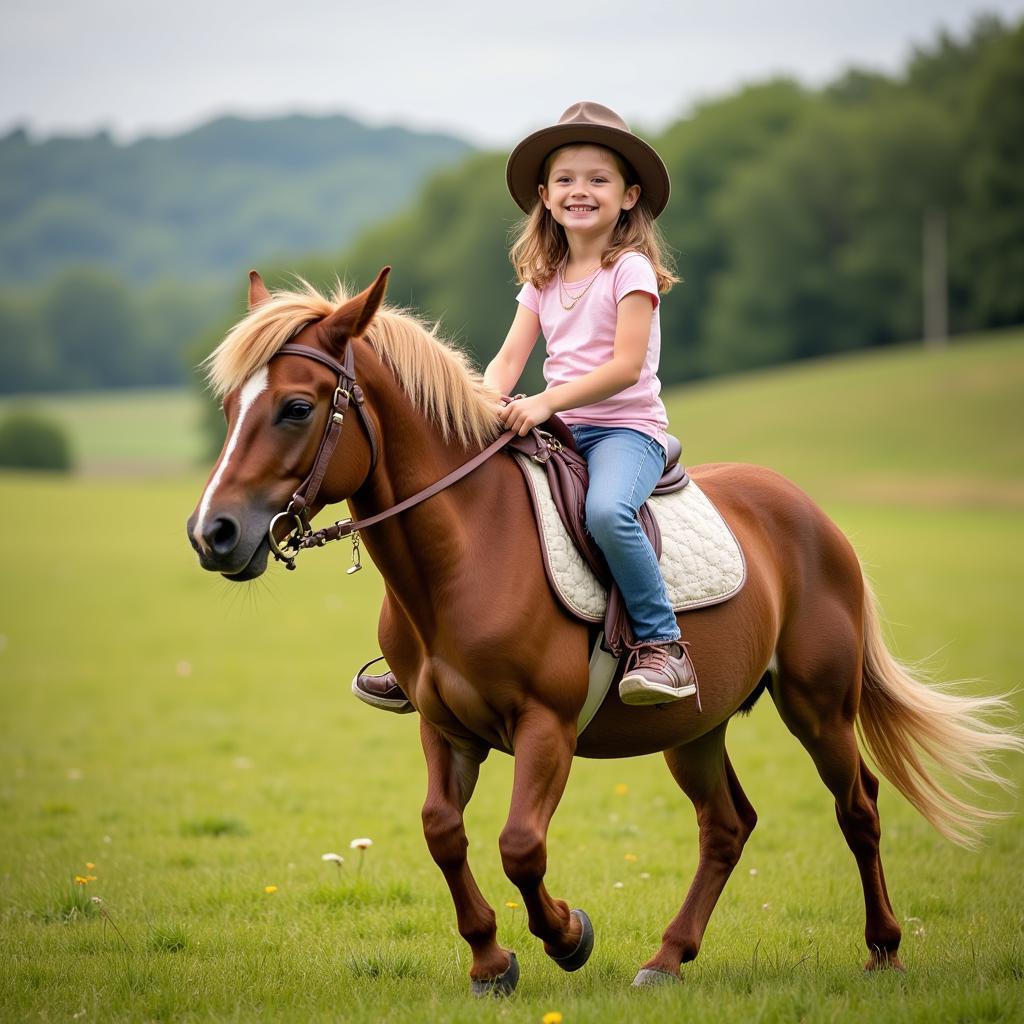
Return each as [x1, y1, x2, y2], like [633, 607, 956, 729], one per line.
[625, 642, 674, 673]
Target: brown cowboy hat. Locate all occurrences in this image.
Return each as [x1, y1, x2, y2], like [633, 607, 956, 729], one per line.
[506, 101, 671, 218]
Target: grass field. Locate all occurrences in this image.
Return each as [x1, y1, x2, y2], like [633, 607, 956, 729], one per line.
[1, 332, 1023, 1022]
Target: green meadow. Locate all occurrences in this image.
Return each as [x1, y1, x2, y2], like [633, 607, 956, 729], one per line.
[1, 332, 1023, 1022]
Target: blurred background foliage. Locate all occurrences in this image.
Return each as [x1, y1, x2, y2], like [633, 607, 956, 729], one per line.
[0, 407, 72, 471]
[0, 15, 1020, 415]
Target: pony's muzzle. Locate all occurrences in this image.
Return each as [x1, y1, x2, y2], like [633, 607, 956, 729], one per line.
[186, 511, 241, 560]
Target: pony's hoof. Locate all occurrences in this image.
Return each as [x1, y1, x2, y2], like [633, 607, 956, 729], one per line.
[550, 909, 594, 973]
[470, 951, 519, 998]
[864, 950, 905, 972]
[632, 967, 681, 987]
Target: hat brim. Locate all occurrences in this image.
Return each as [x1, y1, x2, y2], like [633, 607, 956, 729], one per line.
[506, 123, 670, 218]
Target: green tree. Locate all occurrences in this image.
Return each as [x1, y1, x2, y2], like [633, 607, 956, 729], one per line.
[0, 408, 73, 471]
[705, 96, 959, 372]
[0, 293, 52, 393]
[40, 267, 144, 389]
[655, 81, 811, 380]
[337, 152, 527, 381]
[960, 21, 1024, 326]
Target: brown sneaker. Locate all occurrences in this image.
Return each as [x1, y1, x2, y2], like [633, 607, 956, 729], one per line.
[351, 668, 414, 714]
[618, 641, 698, 706]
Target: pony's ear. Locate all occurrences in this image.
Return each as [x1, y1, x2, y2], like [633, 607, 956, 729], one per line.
[319, 267, 391, 351]
[248, 270, 271, 310]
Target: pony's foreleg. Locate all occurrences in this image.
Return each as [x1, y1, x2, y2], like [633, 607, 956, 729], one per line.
[499, 709, 588, 964]
[419, 719, 512, 984]
[639, 724, 757, 983]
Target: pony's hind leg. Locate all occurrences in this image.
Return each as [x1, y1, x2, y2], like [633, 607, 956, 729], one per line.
[773, 604, 904, 970]
[783, 706, 904, 970]
[638, 723, 757, 983]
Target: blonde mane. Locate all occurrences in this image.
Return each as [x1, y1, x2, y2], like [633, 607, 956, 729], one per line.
[205, 279, 502, 449]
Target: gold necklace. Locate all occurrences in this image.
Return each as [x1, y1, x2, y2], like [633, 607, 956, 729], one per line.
[557, 258, 602, 311]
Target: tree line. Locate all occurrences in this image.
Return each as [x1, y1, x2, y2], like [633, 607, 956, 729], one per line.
[0, 269, 225, 393]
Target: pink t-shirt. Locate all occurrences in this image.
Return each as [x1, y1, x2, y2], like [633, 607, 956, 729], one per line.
[516, 251, 669, 450]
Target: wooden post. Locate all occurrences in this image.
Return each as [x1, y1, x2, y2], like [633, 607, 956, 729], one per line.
[923, 206, 948, 348]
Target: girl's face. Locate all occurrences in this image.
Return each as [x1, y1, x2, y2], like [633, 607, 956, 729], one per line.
[539, 145, 640, 240]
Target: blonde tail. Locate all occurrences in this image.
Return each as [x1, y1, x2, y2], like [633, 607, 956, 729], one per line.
[856, 575, 1023, 848]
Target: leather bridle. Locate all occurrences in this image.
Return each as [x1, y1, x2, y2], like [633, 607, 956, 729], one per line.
[266, 341, 530, 572]
[266, 340, 379, 571]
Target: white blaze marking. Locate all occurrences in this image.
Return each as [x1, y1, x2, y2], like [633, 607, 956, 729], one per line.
[194, 367, 269, 547]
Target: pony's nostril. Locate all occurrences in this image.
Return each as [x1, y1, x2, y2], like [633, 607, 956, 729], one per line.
[205, 515, 240, 556]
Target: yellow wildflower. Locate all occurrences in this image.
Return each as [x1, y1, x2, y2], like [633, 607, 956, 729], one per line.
[613, 783, 628, 796]
[85, 862, 96, 870]
[624, 853, 638, 862]
[264, 885, 278, 894]
[542, 1013, 563, 1024]
[74, 875, 89, 885]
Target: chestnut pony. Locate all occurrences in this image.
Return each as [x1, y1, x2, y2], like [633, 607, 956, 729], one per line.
[187, 268, 1019, 993]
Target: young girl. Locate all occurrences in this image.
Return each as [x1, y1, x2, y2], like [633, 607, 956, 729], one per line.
[486, 101, 697, 706]
[353, 101, 696, 714]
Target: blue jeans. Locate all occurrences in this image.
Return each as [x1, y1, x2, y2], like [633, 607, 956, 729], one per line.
[570, 424, 681, 644]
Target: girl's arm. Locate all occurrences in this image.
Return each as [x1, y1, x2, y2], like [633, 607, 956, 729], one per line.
[483, 304, 541, 395]
[499, 291, 653, 435]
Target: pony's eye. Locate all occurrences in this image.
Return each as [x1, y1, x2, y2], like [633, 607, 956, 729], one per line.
[281, 400, 313, 422]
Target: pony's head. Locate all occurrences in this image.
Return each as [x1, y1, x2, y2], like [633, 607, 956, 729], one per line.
[187, 266, 502, 580]
[186, 267, 390, 579]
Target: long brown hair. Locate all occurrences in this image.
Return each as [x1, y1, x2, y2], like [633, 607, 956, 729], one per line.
[509, 146, 679, 292]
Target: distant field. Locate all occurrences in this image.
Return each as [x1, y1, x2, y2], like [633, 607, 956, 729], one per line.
[0, 387, 206, 476]
[668, 326, 1024, 505]
[2, 328, 1021, 493]
[1, 331, 1022, 1022]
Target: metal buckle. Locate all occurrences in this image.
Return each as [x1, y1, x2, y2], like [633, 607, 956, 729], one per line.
[530, 431, 563, 465]
[268, 510, 308, 571]
[347, 532, 362, 575]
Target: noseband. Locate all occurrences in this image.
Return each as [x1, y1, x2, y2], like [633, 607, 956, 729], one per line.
[266, 341, 379, 571]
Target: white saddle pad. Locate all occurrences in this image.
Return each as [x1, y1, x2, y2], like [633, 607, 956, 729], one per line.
[514, 453, 746, 624]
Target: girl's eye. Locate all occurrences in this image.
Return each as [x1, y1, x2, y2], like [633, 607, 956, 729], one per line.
[281, 400, 313, 422]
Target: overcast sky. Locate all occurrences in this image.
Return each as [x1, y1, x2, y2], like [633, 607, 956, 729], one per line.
[2, 0, 1021, 148]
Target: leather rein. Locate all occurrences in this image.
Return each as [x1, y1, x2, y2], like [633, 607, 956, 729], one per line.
[266, 341, 537, 572]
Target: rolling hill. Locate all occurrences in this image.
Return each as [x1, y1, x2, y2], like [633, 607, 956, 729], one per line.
[0, 114, 473, 286]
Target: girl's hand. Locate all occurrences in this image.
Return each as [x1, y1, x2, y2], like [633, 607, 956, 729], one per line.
[499, 394, 555, 436]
